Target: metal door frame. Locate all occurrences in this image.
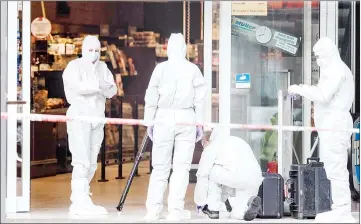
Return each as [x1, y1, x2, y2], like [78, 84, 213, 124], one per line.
[218, 1, 231, 136]
[1, 1, 8, 222]
[5, 1, 31, 214]
[203, 1, 212, 128]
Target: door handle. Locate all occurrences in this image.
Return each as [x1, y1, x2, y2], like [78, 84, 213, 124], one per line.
[6, 100, 27, 105]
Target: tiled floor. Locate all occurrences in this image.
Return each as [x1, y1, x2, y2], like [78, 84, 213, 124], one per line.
[6, 162, 360, 223]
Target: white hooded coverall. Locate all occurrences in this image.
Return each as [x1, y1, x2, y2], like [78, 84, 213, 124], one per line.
[288, 37, 355, 223]
[63, 35, 117, 215]
[144, 33, 206, 220]
[194, 132, 264, 219]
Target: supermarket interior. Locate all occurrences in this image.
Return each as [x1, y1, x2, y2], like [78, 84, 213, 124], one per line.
[23, 1, 203, 178]
[0, 1, 360, 222]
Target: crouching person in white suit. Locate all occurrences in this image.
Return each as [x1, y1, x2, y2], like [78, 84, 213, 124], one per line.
[194, 129, 264, 221]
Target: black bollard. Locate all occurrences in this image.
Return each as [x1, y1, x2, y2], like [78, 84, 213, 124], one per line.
[133, 98, 140, 177]
[98, 127, 109, 182]
[98, 99, 111, 182]
[116, 97, 125, 180]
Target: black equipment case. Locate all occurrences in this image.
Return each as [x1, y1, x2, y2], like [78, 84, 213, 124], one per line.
[287, 157, 332, 219]
[257, 172, 284, 219]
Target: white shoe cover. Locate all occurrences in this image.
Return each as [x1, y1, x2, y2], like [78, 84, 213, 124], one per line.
[69, 202, 108, 216]
[69, 191, 108, 216]
[340, 214, 358, 223]
[314, 209, 357, 223]
[143, 212, 160, 222]
[166, 210, 191, 221]
[91, 205, 108, 215]
[218, 203, 231, 218]
[85, 189, 108, 215]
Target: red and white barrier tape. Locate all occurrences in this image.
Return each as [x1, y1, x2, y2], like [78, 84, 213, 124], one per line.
[1, 112, 359, 134]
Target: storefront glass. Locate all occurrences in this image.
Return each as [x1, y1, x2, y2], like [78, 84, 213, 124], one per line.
[16, 1, 23, 197]
[211, 2, 220, 123]
[338, 1, 353, 69]
[1, 1, 8, 220]
[215, 2, 321, 172]
[339, 1, 360, 200]
[338, 1, 359, 114]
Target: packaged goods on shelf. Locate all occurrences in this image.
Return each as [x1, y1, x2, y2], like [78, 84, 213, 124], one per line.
[115, 73, 124, 96]
[48, 40, 78, 56]
[47, 43, 58, 55]
[46, 98, 65, 110]
[57, 44, 66, 55]
[72, 37, 84, 47]
[39, 64, 51, 71]
[155, 43, 197, 59]
[130, 31, 158, 48]
[127, 36, 134, 46]
[128, 26, 137, 36]
[51, 55, 77, 71]
[155, 33, 160, 43]
[65, 44, 75, 55]
[104, 101, 146, 152]
[33, 90, 48, 112]
[105, 124, 119, 149]
[104, 44, 137, 77]
[187, 44, 196, 58]
[155, 43, 167, 57]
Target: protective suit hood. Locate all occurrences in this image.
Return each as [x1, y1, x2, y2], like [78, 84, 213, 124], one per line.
[167, 33, 187, 60]
[313, 37, 340, 68]
[82, 35, 101, 64]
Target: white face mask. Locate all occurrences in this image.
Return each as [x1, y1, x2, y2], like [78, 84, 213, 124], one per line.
[316, 58, 326, 68]
[84, 50, 99, 63]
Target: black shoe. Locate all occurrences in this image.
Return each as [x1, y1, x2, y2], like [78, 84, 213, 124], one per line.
[225, 199, 232, 212]
[243, 196, 261, 221]
[202, 205, 219, 219]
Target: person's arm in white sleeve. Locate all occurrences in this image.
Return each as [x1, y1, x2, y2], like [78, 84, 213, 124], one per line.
[144, 65, 161, 125]
[193, 67, 207, 125]
[100, 68, 117, 98]
[298, 72, 344, 103]
[62, 61, 99, 95]
[194, 140, 219, 206]
[194, 176, 209, 207]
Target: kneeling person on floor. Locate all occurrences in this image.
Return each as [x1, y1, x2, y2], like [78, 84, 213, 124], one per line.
[194, 129, 264, 221]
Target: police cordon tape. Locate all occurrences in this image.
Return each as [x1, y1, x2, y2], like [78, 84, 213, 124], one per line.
[1, 112, 359, 134]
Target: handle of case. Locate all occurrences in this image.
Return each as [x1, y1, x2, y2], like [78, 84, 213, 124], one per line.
[285, 179, 295, 204]
[307, 157, 320, 164]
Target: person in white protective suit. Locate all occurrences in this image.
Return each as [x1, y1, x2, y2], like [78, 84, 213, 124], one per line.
[288, 37, 356, 223]
[194, 129, 264, 221]
[62, 35, 117, 216]
[143, 33, 206, 221]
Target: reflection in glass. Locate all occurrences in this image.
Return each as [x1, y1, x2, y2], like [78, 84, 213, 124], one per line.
[229, 2, 320, 172]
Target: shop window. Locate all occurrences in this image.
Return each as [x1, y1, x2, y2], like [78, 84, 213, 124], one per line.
[229, 1, 320, 171]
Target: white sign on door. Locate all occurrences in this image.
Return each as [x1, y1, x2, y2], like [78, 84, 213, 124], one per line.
[31, 17, 52, 39]
[232, 1, 268, 16]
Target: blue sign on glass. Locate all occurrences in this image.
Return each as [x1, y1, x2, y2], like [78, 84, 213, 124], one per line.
[354, 121, 360, 184]
[235, 73, 251, 89]
[356, 122, 360, 141]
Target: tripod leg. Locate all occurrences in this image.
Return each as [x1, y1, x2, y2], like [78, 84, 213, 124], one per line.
[116, 134, 150, 211]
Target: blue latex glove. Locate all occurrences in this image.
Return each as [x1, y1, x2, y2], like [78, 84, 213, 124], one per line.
[196, 126, 203, 143]
[147, 126, 154, 141]
[196, 205, 204, 214]
[288, 93, 299, 100]
[288, 85, 302, 100]
[288, 84, 302, 96]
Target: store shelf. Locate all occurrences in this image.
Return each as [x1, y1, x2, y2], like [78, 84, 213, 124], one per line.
[48, 53, 78, 56]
